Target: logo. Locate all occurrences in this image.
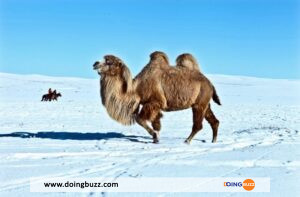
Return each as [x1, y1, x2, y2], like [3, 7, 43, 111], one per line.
[243, 179, 255, 191]
[224, 179, 255, 191]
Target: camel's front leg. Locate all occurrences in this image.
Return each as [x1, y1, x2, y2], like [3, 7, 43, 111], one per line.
[136, 103, 161, 143]
[151, 112, 162, 133]
[136, 117, 159, 143]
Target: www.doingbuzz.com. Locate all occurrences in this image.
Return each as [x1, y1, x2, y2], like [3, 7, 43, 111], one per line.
[30, 177, 270, 192]
[44, 181, 118, 189]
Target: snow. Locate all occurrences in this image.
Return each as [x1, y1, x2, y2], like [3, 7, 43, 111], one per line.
[0, 72, 299, 196]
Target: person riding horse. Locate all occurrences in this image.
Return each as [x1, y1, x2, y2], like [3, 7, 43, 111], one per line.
[41, 89, 62, 101]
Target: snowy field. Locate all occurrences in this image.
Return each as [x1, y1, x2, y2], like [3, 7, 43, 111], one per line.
[0, 72, 299, 196]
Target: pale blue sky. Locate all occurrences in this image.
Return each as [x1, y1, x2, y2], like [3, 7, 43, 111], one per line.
[0, 0, 299, 78]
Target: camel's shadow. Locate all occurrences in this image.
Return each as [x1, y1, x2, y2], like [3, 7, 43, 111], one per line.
[0, 131, 151, 143]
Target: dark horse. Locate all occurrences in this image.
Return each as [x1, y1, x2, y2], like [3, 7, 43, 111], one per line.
[41, 92, 62, 101]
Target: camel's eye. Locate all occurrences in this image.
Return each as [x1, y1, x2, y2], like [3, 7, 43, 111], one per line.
[105, 59, 113, 65]
[104, 56, 114, 66]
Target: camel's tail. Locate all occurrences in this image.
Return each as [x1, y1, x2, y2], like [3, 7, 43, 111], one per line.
[212, 86, 221, 105]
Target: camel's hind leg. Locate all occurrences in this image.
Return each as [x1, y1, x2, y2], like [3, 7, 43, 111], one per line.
[205, 104, 219, 143]
[185, 104, 208, 144]
[136, 102, 161, 143]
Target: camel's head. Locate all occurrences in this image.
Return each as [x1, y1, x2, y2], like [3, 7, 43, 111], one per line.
[93, 55, 139, 125]
[57, 93, 62, 97]
[93, 55, 133, 92]
[93, 55, 124, 76]
[149, 51, 169, 64]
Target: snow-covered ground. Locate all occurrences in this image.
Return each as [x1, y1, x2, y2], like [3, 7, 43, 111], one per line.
[0, 72, 299, 196]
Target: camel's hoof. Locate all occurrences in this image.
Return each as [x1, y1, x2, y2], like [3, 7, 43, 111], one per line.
[153, 139, 159, 144]
[184, 139, 190, 144]
[212, 137, 217, 143]
[152, 132, 159, 144]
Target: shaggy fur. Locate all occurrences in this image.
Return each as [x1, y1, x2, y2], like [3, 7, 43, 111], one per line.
[176, 53, 220, 105]
[93, 52, 221, 143]
[97, 55, 140, 125]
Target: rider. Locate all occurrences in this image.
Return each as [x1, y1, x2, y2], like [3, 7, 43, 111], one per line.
[48, 88, 52, 95]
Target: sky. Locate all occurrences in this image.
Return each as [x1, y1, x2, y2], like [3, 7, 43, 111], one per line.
[0, 0, 299, 79]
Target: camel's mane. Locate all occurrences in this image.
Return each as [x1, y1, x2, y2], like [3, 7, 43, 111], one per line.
[100, 70, 140, 125]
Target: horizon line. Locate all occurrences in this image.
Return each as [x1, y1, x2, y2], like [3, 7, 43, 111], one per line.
[0, 71, 299, 81]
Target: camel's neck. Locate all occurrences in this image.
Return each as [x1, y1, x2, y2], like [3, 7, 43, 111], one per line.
[100, 76, 140, 125]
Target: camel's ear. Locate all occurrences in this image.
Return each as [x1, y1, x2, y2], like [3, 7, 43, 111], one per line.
[121, 65, 133, 93]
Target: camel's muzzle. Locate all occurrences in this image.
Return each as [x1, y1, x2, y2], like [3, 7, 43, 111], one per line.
[93, 61, 101, 70]
[93, 61, 108, 74]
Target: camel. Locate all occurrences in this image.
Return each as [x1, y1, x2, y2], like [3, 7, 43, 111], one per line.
[93, 52, 221, 144]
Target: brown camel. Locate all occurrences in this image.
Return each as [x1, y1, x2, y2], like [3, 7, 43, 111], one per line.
[93, 52, 221, 144]
[134, 51, 220, 143]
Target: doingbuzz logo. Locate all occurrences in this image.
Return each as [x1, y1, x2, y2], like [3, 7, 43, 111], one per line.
[224, 179, 255, 191]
